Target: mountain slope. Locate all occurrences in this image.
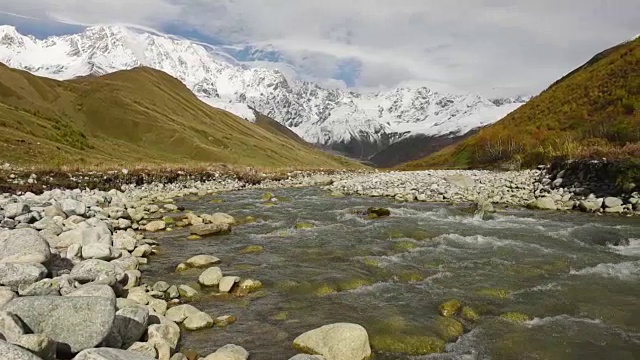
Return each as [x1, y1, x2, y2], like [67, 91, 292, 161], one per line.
[0, 63, 360, 169]
[0, 25, 523, 163]
[400, 37, 640, 170]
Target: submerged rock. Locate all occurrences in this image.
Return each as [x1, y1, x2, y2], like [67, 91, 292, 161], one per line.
[366, 207, 391, 219]
[439, 299, 462, 317]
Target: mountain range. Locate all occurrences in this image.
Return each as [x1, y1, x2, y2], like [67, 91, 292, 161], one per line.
[0, 25, 525, 165]
[401, 36, 639, 170]
[0, 62, 360, 169]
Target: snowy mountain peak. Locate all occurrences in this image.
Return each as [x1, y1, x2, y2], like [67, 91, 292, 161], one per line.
[0, 25, 525, 160]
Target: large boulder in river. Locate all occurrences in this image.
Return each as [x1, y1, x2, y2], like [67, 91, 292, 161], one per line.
[74, 348, 156, 360]
[0, 263, 47, 291]
[0, 339, 44, 360]
[4, 295, 116, 354]
[293, 323, 371, 360]
[190, 223, 231, 237]
[0, 228, 51, 264]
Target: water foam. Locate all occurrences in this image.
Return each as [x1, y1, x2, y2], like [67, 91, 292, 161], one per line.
[609, 238, 640, 257]
[525, 314, 602, 327]
[570, 260, 640, 281]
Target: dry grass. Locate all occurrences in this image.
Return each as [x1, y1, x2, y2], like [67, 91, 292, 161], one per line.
[400, 37, 640, 170]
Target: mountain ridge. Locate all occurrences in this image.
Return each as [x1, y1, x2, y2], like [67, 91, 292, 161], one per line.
[0, 62, 361, 169]
[0, 24, 525, 163]
[400, 37, 640, 170]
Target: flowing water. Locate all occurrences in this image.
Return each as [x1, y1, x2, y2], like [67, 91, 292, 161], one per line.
[142, 187, 640, 360]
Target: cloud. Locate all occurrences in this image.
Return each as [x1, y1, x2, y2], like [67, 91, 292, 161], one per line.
[0, 0, 637, 96]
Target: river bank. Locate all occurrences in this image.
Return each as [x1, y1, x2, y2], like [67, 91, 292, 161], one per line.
[0, 163, 639, 359]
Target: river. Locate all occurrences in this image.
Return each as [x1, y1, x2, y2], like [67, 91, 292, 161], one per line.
[142, 187, 640, 359]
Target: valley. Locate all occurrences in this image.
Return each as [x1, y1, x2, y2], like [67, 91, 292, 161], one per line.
[0, 6, 638, 360]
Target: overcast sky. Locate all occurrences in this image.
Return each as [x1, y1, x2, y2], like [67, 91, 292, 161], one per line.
[0, 0, 638, 96]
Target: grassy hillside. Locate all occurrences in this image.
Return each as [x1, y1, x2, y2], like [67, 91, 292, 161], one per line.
[401, 37, 640, 170]
[0, 64, 361, 169]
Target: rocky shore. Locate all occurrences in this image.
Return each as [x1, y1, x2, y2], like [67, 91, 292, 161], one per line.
[326, 166, 640, 216]
[0, 161, 638, 359]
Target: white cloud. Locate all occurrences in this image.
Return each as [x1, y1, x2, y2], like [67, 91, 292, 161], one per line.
[0, 0, 637, 96]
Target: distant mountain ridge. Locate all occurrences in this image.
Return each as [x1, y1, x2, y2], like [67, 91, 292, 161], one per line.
[0, 25, 525, 164]
[400, 37, 640, 170]
[0, 63, 360, 169]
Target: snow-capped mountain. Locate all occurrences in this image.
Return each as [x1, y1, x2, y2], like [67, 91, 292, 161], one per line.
[0, 25, 525, 160]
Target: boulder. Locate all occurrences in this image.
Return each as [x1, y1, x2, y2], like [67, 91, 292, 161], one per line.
[0, 310, 25, 341]
[113, 306, 149, 347]
[0, 339, 43, 360]
[603, 197, 624, 209]
[0, 228, 51, 264]
[3, 295, 116, 354]
[55, 227, 112, 248]
[65, 284, 116, 300]
[113, 233, 137, 251]
[12, 334, 56, 360]
[218, 276, 239, 293]
[0, 263, 47, 291]
[44, 205, 67, 219]
[165, 304, 200, 323]
[185, 255, 221, 268]
[183, 312, 213, 331]
[201, 213, 236, 226]
[132, 245, 153, 258]
[147, 323, 180, 351]
[70, 259, 120, 283]
[60, 199, 87, 217]
[144, 221, 166, 232]
[74, 348, 156, 360]
[203, 344, 249, 360]
[17, 278, 67, 296]
[81, 243, 114, 260]
[198, 267, 223, 287]
[445, 175, 475, 188]
[177, 285, 198, 298]
[0, 287, 16, 308]
[127, 342, 157, 358]
[527, 197, 557, 211]
[579, 200, 601, 212]
[190, 223, 230, 237]
[3, 203, 29, 219]
[151, 281, 170, 293]
[289, 356, 326, 360]
[293, 323, 371, 360]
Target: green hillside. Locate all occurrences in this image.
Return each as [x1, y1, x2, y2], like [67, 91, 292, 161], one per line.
[0, 64, 361, 170]
[401, 37, 640, 170]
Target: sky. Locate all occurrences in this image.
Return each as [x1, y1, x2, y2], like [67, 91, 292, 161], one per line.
[0, 1, 638, 97]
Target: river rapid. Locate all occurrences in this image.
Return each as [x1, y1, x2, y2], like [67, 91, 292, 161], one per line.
[143, 187, 640, 360]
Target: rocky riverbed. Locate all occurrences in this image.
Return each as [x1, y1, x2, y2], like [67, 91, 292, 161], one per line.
[0, 165, 638, 360]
